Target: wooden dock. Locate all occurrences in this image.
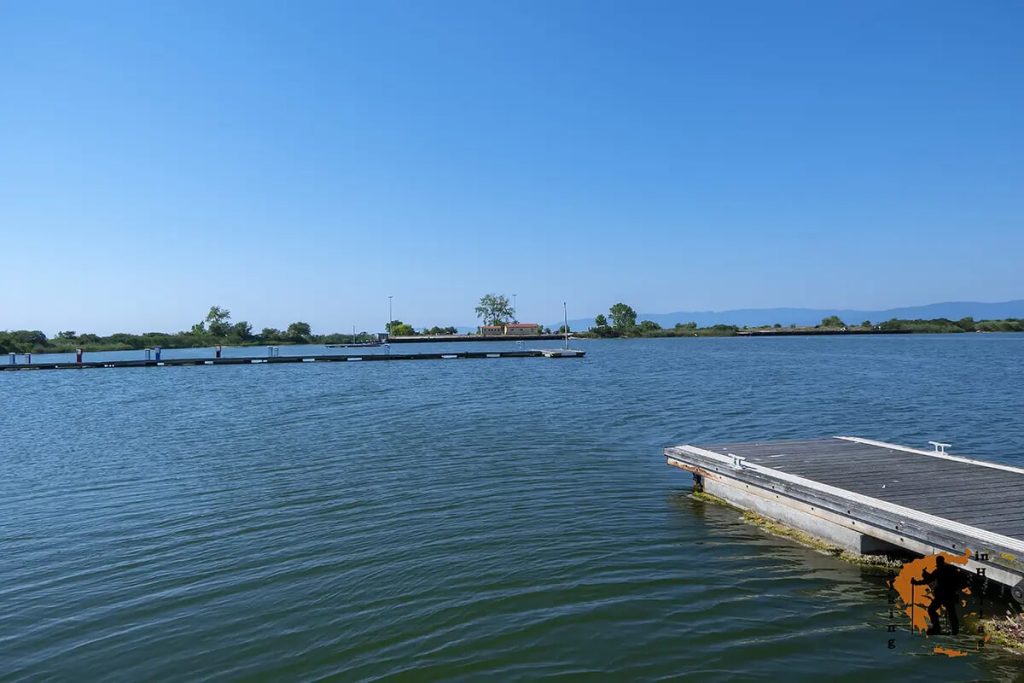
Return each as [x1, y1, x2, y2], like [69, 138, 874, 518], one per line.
[0, 349, 585, 372]
[665, 436, 1024, 602]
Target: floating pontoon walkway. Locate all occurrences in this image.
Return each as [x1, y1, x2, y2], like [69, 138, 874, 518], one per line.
[665, 437, 1024, 602]
[1, 349, 585, 372]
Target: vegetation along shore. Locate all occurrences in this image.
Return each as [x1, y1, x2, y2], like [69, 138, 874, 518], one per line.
[578, 303, 1024, 338]
[3, 302, 1023, 355]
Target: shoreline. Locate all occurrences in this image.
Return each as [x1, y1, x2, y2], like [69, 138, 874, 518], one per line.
[8, 329, 1022, 356]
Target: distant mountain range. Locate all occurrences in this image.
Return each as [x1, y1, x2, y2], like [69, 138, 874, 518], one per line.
[557, 300, 1024, 330]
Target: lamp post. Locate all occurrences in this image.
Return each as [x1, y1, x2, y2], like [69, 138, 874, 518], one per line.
[512, 293, 517, 322]
[388, 295, 393, 336]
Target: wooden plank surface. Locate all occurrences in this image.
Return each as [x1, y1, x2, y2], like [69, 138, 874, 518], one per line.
[693, 438, 1024, 542]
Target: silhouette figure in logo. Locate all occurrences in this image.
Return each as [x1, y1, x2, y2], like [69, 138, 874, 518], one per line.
[911, 555, 963, 635]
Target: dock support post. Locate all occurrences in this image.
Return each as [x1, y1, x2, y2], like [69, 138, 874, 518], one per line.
[145, 348, 151, 361]
[8, 352, 14, 365]
[215, 345, 222, 359]
[25, 353, 31, 364]
[76, 348, 83, 364]
[154, 346, 161, 361]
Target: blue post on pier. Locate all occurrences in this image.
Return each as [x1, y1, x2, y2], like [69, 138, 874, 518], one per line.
[155, 346, 161, 361]
[8, 353, 14, 365]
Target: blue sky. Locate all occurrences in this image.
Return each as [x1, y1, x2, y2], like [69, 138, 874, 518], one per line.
[2, 1, 1022, 334]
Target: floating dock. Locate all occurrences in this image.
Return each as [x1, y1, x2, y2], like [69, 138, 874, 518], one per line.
[665, 437, 1024, 602]
[386, 333, 575, 343]
[1, 349, 585, 372]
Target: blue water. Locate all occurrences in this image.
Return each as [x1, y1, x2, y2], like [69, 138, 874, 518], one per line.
[1, 335, 1022, 680]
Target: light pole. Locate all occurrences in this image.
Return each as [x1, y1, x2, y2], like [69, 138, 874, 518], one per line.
[512, 293, 517, 322]
[387, 295, 393, 335]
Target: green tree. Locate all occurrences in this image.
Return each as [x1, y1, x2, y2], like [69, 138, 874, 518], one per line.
[205, 306, 232, 337]
[956, 316, 976, 332]
[287, 321, 312, 341]
[608, 303, 638, 333]
[861, 320, 872, 328]
[388, 320, 415, 336]
[8, 330, 48, 347]
[57, 330, 77, 339]
[475, 294, 515, 326]
[261, 327, 282, 340]
[820, 315, 846, 328]
[589, 314, 616, 337]
[231, 321, 253, 340]
[638, 320, 661, 332]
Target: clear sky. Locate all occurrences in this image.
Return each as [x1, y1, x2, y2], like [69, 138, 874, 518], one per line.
[2, 1, 1022, 334]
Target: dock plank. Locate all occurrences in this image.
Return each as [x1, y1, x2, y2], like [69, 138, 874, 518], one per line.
[674, 437, 1024, 545]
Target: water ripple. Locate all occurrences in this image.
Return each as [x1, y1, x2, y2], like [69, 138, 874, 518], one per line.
[2, 336, 1022, 680]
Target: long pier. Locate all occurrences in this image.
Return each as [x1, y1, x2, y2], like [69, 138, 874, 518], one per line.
[387, 333, 575, 343]
[1, 349, 585, 372]
[665, 437, 1024, 602]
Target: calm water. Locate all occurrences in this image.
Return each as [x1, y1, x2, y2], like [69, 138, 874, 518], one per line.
[2, 335, 1023, 681]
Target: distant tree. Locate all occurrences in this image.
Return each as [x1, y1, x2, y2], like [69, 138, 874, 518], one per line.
[861, 320, 872, 328]
[638, 320, 661, 332]
[820, 315, 846, 328]
[190, 322, 206, 335]
[205, 306, 232, 337]
[57, 330, 77, 339]
[674, 321, 697, 330]
[388, 320, 415, 336]
[608, 303, 638, 333]
[424, 325, 459, 335]
[589, 314, 616, 337]
[231, 321, 253, 340]
[557, 324, 571, 334]
[773, 323, 782, 329]
[0, 333, 22, 354]
[475, 294, 515, 326]
[10, 330, 48, 347]
[287, 321, 312, 341]
[261, 327, 282, 340]
[956, 316, 976, 332]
